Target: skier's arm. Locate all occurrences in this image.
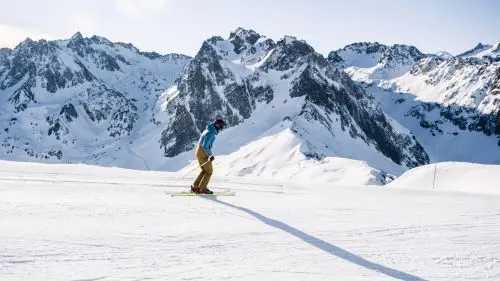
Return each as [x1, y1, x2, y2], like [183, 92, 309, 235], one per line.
[201, 132, 214, 155]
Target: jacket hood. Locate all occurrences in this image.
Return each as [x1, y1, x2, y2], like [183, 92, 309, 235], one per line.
[207, 123, 218, 135]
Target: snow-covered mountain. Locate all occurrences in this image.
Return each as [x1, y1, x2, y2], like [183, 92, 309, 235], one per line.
[1, 29, 498, 183]
[0, 32, 190, 164]
[434, 51, 454, 60]
[328, 42, 426, 79]
[457, 42, 500, 61]
[329, 42, 500, 164]
[153, 28, 430, 179]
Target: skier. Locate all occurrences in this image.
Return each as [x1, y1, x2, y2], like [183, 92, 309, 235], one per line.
[191, 119, 225, 194]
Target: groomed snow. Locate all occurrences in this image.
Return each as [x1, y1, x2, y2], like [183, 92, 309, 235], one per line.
[386, 161, 500, 195]
[1, 160, 499, 280]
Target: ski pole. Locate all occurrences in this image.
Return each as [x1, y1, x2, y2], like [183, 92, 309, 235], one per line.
[200, 158, 211, 167]
[170, 156, 215, 191]
[181, 158, 211, 179]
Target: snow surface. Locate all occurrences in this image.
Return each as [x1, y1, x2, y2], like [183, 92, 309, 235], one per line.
[387, 162, 500, 195]
[1, 160, 499, 281]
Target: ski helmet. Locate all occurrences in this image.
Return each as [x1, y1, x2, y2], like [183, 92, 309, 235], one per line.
[214, 119, 225, 131]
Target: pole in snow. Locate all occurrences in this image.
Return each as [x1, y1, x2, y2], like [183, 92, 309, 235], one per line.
[432, 143, 438, 190]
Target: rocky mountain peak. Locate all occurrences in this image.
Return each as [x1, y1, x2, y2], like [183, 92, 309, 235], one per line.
[380, 44, 425, 65]
[193, 39, 223, 65]
[475, 42, 489, 50]
[229, 27, 262, 46]
[344, 42, 387, 54]
[66, 33, 88, 53]
[261, 36, 319, 71]
[15, 37, 35, 49]
[457, 42, 493, 58]
[89, 35, 114, 46]
[225, 28, 274, 61]
[493, 42, 500, 52]
[14, 37, 57, 55]
[327, 42, 388, 67]
[71, 32, 84, 41]
[115, 42, 140, 53]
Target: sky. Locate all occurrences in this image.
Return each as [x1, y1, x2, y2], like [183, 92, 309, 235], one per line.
[0, 0, 499, 57]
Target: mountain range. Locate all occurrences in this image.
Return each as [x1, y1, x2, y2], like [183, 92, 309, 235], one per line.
[0, 28, 498, 184]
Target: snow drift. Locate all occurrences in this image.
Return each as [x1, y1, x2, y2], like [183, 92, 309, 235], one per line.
[387, 161, 500, 195]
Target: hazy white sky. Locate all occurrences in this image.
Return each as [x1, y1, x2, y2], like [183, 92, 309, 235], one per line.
[1, 0, 498, 56]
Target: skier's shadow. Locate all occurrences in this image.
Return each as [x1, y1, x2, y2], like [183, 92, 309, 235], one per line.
[203, 196, 427, 281]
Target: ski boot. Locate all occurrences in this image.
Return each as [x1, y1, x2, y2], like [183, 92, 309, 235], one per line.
[197, 187, 214, 195]
[190, 185, 199, 193]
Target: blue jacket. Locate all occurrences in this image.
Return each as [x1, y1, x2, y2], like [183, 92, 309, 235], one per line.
[198, 123, 217, 155]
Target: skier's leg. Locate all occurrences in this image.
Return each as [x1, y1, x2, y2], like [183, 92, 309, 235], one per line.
[193, 145, 208, 188]
[193, 170, 205, 187]
[199, 161, 213, 189]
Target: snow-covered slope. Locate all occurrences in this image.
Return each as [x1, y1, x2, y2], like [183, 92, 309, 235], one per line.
[1, 160, 499, 280]
[329, 42, 500, 165]
[179, 125, 395, 186]
[387, 161, 500, 195]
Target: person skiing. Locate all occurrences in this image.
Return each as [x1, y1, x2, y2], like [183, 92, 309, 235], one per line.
[191, 119, 225, 194]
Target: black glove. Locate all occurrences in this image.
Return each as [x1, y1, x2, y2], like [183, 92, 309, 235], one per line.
[209, 155, 215, 162]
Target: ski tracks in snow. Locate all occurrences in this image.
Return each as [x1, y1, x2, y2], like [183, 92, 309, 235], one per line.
[0, 162, 499, 280]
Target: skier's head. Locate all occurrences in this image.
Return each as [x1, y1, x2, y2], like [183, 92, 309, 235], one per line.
[214, 119, 225, 132]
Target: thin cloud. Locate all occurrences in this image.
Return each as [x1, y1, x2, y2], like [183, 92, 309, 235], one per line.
[69, 12, 100, 35]
[113, 0, 169, 19]
[0, 24, 53, 48]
